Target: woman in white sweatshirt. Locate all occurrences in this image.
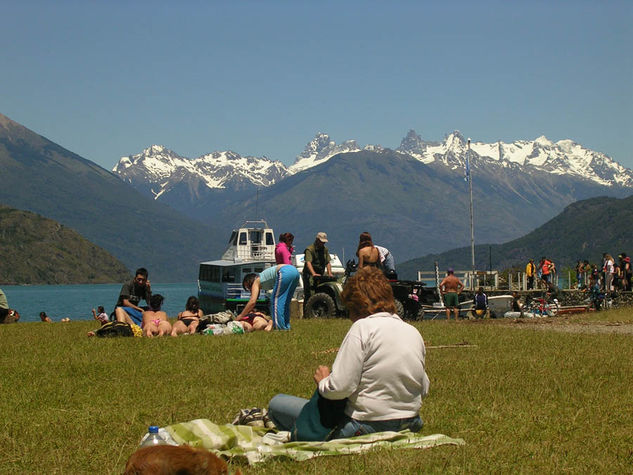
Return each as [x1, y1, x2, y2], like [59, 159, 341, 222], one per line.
[268, 266, 430, 439]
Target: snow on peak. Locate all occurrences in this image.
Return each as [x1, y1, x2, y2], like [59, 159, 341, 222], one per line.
[289, 133, 361, 174]
[534, 135, 554, 147]
[113, 146, 288, 191]
[113, 130, 633, 200]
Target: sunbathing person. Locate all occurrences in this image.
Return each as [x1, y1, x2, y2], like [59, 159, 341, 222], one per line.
[141, 294, 171, 337]
[236, 311, 273, 332]
[268, 266, 430, 440]
[171, 296, 203, 336]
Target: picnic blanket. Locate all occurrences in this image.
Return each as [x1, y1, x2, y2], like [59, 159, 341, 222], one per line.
[149, 419, 465, 465]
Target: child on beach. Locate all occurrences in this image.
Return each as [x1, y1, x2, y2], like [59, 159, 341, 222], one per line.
[171, 296, 203, 336]
[92, 306, 109, 325]
[141, 294, 171, 337]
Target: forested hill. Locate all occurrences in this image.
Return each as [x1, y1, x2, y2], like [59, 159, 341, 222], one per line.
[398, 194, 633, 279]
[0, 205, 131, 284]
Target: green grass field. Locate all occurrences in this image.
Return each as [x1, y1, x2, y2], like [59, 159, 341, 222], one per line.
[1, 310, 632, 474]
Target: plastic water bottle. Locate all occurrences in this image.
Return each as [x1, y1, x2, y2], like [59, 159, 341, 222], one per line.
[139, 425, 166, 447]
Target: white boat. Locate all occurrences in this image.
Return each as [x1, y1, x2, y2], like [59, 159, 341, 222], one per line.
[197, 220, 277, 314]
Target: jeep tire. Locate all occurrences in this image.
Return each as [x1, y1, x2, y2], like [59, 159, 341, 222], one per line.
[305, 293, 337, 319]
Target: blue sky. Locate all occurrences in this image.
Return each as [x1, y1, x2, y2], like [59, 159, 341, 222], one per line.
[2, 0, 632, 169]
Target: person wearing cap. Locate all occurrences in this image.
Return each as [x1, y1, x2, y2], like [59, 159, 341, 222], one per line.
[439, 268, 463, 320]
[302, 232, 333, 306]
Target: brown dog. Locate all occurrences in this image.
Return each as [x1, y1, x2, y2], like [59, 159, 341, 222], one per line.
[124, 444, 239, 475]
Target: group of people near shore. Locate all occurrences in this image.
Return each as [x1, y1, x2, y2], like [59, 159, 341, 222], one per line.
[574, 253, 631, 292]
[103, 268, 218, 337]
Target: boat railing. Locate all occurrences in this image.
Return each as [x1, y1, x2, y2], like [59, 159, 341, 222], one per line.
[234, 245, 274, 261]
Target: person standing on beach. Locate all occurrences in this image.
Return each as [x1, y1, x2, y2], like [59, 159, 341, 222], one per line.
[114, 268, 152, 327]
[440, 268, 464, 320]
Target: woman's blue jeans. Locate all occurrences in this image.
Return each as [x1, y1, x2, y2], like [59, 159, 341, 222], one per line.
[268, 393, 423, 438]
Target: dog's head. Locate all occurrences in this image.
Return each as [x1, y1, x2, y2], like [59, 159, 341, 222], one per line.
[124, 444, 237, 475]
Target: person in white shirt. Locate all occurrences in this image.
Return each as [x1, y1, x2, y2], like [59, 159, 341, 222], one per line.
[268, 266, 429, 438]
[375, 245, 396, 275]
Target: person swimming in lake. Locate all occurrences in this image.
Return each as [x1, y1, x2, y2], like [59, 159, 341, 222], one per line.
[141, 294, 171, 337]
[171, 296, 203, 336]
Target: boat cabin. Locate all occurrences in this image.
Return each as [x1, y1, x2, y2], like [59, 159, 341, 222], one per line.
[198, 221, 277, 314]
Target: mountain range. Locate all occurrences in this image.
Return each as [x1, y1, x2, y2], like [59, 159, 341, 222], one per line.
[0, 113, 225, 282]
[113, 131, 633, 264]
[114, 130, 633, 200]
[397, 194, 633, 279]
[2, 110, 632, 284]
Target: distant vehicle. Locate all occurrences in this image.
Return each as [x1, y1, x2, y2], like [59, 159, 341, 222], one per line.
[301, 259, 437, 320]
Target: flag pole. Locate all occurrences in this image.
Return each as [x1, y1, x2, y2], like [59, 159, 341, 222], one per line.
[467, 138, 475, 289]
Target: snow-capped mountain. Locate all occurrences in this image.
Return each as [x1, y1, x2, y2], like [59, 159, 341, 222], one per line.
[288, 133, 383, 173]
[398, 130, 633, 187]
[113, 130, 633, 200]
[113, 145, 288, 197]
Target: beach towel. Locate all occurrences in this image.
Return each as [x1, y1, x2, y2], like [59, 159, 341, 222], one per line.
[146, 419, 464, 465]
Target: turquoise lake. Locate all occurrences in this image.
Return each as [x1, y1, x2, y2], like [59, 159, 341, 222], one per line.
[2, 282, 198, 323]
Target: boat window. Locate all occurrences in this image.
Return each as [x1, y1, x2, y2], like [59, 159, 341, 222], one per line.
[249, 231, 261, 244]
[239, 232, 247, 245]
[199, 266, 222, 283]
[222, 267, 236, 283]
[265, 232, 274, 245]
[229, 231, 237, 245]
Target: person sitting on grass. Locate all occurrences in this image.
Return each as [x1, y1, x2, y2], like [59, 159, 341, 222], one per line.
[0, 288, 19, 324]
[141, 294, 171, 337]
[267, 266, 429, 440]
[114, 268, 152, 327]
[40, 311, 53, 322]
[171, 296, 203, 336]
[92, 306, 109, 325]
[473, 287, 488, 319]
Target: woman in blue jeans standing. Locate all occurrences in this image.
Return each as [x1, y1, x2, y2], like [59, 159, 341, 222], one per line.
[240, 264, 300, 330]
[268, 266, 430, 439]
